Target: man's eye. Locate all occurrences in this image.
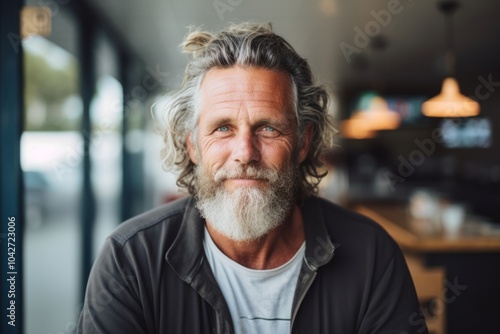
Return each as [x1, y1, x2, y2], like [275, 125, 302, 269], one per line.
[260, 126, 280, 137]
[262, 126, 276, 132]
[217, 126, 230, 132]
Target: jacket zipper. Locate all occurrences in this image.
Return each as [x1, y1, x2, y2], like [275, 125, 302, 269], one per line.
[290, 270, 317, 333]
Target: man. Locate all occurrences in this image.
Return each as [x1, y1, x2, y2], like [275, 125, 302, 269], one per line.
[78, 23, 428, 334]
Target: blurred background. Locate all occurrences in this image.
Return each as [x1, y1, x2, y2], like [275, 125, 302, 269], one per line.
[1, 0, 500, 333]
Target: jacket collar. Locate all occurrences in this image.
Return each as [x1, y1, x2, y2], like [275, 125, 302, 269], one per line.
[165, 196, 205, 283]
[301, 197, 337, 271]
[166, 196, 234, 332]
[166, 196, 336, 280]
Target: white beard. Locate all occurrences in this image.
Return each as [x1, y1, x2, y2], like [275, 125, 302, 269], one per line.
[195, 164, 297, 241]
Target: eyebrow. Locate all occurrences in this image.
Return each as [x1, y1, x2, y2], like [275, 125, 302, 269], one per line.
[204, 115, 294, 132]
[205, 117, 232, 131]
[253, 118, 292, 131]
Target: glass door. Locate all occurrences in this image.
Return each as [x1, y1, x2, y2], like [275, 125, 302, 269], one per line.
[22, 34, 83, 333]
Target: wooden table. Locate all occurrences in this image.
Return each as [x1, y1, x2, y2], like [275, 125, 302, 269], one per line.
[356, 204, 500, 253]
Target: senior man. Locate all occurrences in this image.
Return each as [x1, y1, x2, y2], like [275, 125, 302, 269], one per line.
[78, 23, 427, 334]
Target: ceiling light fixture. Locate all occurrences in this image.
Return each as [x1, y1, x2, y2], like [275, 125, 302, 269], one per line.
[341, 36, 401, 139]
[421, 0, 479, 118]
[341, 91, 400, 139]
[356, 95, 400, 131]
[340, 118, 377, 139]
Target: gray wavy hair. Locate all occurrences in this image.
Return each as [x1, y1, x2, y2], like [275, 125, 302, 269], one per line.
[158, 22, 337, 198]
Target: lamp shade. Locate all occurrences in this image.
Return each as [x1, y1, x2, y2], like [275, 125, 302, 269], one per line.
[341, 94, 400, 139]
[340, 118, 376, 139]
[422, 77, 480, 117]
[357, 96, 400, 130]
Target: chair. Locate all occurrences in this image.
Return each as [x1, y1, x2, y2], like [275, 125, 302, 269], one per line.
[406, 257, 446, 334]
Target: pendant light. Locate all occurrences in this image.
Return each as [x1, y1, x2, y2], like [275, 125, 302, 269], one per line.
[341, 37, 400, 139]
[356, 95, 400, 130]
[340, 118, 377, 139]
[342, 92, 400, 136]
[421, 0, 480, 118]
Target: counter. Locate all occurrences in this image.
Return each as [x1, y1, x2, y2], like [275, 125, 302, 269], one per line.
[356, 203, 500, 253]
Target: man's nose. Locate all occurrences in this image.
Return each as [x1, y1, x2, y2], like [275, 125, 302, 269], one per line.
[232, 130, 260, 164]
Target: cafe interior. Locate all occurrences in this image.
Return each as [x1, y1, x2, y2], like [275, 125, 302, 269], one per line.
[1, 0, 499, 333]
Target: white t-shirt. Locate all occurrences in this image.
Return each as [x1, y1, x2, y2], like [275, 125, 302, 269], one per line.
[203, 227, 305, 334]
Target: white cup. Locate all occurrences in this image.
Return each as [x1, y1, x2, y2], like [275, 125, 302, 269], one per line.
[442, 204, 465, 236]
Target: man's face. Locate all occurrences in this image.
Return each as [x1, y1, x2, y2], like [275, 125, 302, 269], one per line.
[189, 66, 309, 186]
[187, 66, 311, 241]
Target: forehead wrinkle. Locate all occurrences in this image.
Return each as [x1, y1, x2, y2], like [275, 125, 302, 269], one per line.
[199, 67, 292, 103]
[202, 93, 287, 114]
[198, 67, 295, 124]
[204, 87, 284, 102]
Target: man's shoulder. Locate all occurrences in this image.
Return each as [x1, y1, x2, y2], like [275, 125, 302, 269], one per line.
[109, 195, 193, 247]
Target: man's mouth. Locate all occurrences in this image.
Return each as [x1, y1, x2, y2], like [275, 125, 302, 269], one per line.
[213, 166, 277, 184]
[223, 177, 268, 187]
[227, 175, 264, 180]
[225, 177, 265, 182]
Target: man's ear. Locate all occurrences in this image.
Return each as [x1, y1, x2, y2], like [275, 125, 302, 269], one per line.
[186, 134, 199, 164]
[297, 124, 313, 164]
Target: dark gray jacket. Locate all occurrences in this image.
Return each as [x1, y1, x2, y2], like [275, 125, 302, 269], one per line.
[77, 196, 428, 333]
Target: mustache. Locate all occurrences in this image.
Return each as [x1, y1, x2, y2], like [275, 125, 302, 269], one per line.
[213, 165, 279, 183]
